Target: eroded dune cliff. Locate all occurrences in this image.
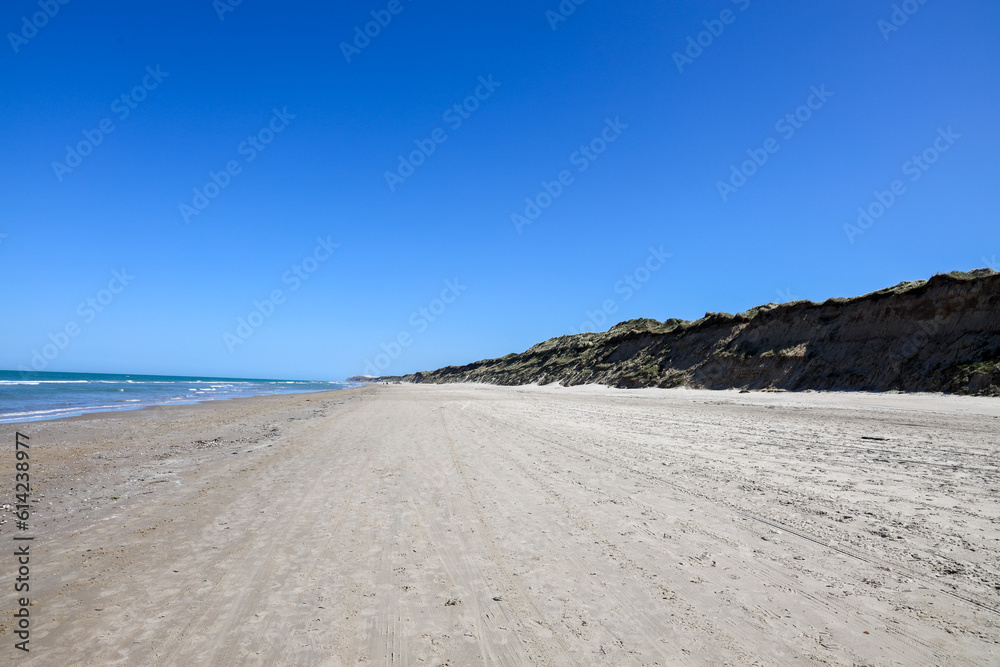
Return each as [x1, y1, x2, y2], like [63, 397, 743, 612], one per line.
[388, 270, 1000, 395]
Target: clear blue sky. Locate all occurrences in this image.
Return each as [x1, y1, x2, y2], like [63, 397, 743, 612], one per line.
[2, 0, 998, 381]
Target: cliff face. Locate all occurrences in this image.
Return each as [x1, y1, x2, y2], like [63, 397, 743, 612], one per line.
[398, 270, 1000, 395]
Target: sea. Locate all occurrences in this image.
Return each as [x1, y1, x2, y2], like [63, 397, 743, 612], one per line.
[0, 370, 354, 424]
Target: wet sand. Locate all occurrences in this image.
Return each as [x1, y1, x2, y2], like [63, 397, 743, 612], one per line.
[1, 384, 998, 665]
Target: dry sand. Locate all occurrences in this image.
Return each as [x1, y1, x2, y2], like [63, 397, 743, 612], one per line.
[1, 384, 998, 665]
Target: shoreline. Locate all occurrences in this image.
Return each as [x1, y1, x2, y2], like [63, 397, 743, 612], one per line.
[1, 386, 358, 427]
[0, 369, 357, 426]
[1, 384, 997, 663]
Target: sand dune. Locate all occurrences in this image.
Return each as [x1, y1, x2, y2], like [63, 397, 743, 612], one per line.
[384, 269, 1000, 395]
[2, 384, 998, 665]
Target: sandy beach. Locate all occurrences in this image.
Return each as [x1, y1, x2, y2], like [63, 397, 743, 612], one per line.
[1, 384, 998, 665]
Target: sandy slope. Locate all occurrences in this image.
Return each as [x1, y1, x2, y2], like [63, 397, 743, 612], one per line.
[1, 384, 998, 665]
[392, 270, 1000, 396]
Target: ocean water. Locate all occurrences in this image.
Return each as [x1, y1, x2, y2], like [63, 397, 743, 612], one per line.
[0, 370, 354, 424]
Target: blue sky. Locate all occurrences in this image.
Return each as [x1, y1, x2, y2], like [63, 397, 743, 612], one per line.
[2, 0, 998, 381]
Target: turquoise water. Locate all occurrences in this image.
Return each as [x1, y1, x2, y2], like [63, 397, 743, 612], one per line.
[0, 370, 354, 424]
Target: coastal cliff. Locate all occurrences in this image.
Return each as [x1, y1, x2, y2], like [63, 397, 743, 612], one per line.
[354, 270, 1000, 395]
